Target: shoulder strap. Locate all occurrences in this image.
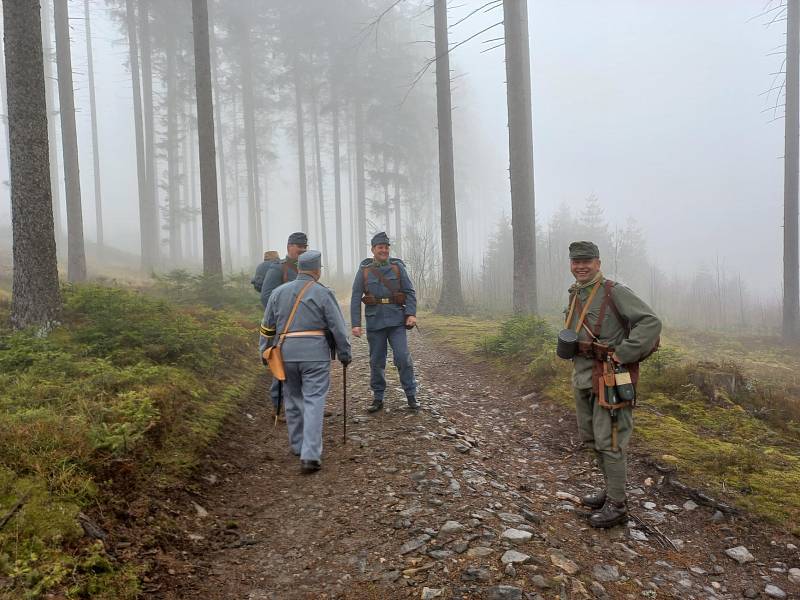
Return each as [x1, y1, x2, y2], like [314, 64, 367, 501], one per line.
[369, 265, 400, 292]
[566, 280, 602, 334]
[279, 280, 316, 344]
[362, 265, 369, 288]
[282, 262, 297, 283]
[603, 280, 631, 336]
[591, 280, 615, 336]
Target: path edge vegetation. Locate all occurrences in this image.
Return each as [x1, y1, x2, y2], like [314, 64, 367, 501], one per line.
[0, 277, 261, 599]
[420, 311, 800, 536]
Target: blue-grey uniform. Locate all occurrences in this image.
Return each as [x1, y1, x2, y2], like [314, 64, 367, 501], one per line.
[260, 258, 298, 309]
[251, 251, 280, 292]
[350, 235, 417, 405]
[260, 250, 351, 466]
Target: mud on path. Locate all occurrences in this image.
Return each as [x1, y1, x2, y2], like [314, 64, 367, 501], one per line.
[140, 332, 800, 600]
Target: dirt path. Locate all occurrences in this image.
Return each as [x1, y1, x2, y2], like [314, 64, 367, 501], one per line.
[140, 332, 800, 600]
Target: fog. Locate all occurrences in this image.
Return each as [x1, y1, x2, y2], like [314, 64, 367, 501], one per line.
[0, 0, 788, 305]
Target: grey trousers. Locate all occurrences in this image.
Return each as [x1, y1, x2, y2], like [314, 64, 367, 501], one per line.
[284, 361, 331, 462]
[574, 387, 633, 501]
[367, 325, 417, 400]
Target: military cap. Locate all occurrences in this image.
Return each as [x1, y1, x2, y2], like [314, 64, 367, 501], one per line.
[287, 231, 308, 246]
[298, 250, 322, 271]
[264, 250, 280, 261]
[569, 241, 600, 260]
[370, 231, 391, 247]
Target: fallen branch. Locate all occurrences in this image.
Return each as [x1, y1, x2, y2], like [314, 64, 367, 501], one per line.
[0, 491, 31, 531]
[629, 512, 679, 551]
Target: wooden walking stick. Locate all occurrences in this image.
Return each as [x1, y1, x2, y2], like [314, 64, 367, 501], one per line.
[343, 363, 348, 444]
[274, 380, 282, 428]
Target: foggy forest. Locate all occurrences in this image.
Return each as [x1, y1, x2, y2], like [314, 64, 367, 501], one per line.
[0, 0, 799, 599]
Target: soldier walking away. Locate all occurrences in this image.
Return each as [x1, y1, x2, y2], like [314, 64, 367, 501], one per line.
[261, 232, 308, 416]
[562, 241, 661, 528]
[259, 250, 351, 474]
[251, 250, 280, 292]
[350, 232, 419, 413]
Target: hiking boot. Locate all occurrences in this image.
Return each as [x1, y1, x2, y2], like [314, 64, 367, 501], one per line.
[406, 396, 420, 410]
[367, 398, 384, 413]
[589, 497, 628, 529]
[581, 489, 607, 510]
[300, 459, 321, 474]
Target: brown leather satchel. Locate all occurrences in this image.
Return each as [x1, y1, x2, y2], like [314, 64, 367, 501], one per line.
[262, 280, 315, 381]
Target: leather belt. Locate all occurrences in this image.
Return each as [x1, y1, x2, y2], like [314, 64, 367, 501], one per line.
[377, 298, 392, 304]
[283, 330, 326, 338]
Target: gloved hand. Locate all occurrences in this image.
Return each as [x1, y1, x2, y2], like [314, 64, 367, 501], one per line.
[339, 355, 351, 366]
[262, 356, 268, 366]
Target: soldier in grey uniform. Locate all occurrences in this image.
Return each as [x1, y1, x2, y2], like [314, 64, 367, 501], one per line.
[251, 250, 280, 292]
[260, 250, 351, 473]
[350, 232, 419, 413]
[260, 232, 308, 309]
[261, 232, 308, 415]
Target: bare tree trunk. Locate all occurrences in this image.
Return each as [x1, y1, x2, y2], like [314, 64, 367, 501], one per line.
[84, 0, 103, 249]
[311, 85, 328, 259]
[355, 97, 366, 256]
[240, 23, 260, 262]
[209, 0, 231, 274]
[4, 0, 62, 328]
[166, 32, 181, 263]
[293, 52, 309, 233]
[393, 155, 402, 256]
[124, 0, 151, 272]
[189, 117, 199, 261]
[191, 0, 222, 277]
[40, 0, 62, 241]
[383, 150, 390, 232]
[332, 85, 343, 278]
[139, 0, 158, 269]
[785, 0, 800, 340]
[433, 0, 464, 314]
[54, 0, 86, 282]
[503, 0, 537, 314]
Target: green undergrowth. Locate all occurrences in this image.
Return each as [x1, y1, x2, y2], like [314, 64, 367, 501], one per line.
[421, 312, 800, 532]
[0, 282, 259, 598]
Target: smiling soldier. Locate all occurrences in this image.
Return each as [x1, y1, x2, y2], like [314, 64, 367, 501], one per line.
[563, 241, 661, 528]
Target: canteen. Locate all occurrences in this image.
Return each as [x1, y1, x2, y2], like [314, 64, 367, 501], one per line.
[556, 328, 579, 359]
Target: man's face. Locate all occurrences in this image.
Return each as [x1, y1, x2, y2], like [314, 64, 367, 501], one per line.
[570, 258, 601, 284]
[287, 243, 307, 260]
[372, 244, 390, 262]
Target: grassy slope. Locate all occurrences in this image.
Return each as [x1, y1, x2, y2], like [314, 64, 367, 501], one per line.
[0, 279, 261, 598]
[420, 311, 800, 533]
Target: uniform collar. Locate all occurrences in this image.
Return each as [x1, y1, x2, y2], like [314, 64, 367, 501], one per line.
[285, 257, 298, 265]
[296, 273, 315, 281]
[372, 259, 390, 267]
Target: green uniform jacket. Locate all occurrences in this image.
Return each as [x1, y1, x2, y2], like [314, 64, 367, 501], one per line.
[566, 277, 662, 390]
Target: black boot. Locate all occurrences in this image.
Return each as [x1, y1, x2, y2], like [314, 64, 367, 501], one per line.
[300, 459, 321, 474]
[406, 396, 420, 410]
[589, 497, 628, 528]
[367, 398, 384, 413]
[581, 489, 607, 510]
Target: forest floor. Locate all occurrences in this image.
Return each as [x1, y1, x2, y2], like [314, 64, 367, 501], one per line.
[130, 326, 800, 600]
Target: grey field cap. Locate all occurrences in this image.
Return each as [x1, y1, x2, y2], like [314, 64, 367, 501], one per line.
[569, 241, 600, 259]
[370, 231, 391, 247]
[287, 231, 308, 246]
[298, 250, 322, 271]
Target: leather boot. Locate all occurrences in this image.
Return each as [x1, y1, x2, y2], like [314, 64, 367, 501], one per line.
[367, 398, 384, 413]
[589, 497, 628, 528]
[300, 459, 321, 474]
[581, 489, 607, 510]
[406, 396, 420, 410]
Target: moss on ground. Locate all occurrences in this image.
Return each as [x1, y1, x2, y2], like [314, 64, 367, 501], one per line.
[0, 281, 260, 598]
[420, 312, 800, 532]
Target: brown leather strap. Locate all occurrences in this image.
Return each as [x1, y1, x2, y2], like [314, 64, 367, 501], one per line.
[591, 280, 615, 337]
[282, 261, 298, 283]
[369, 264, 401, 293]
[568, 280, 602, 335]
[278, 280, 316, 347]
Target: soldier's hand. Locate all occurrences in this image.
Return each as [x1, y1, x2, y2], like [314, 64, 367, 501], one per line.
[352, 327, 362, 338]
[405, 315, 417, 329]
[340, 356, 351, 366]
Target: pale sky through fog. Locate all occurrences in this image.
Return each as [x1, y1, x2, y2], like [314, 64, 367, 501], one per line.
[0, 0, 789, 297]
